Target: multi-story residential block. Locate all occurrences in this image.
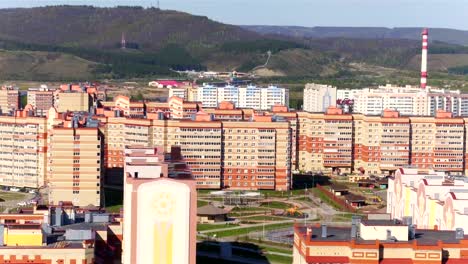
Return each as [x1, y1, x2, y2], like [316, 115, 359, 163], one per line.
[0, 87, 20, 114]
[0, 109, 48, 188]
[48, 116, 102, 207]
[388, 168, 468, 231]
[168, 86, 187, 99]
[337, 84, 468, 117]
[303, 83, 337, 112]
[123, 145, 196, 264]
[196, 84, 288, 110]
[27, 87, 55, 116]
[297, 107, 468, 176]
[55, 90, 92, 113]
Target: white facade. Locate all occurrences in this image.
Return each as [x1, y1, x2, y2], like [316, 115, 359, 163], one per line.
[303, 83, 336, 112]
[168, 87, 186, 99]
[197, 84, 288, 110]
[337, 84, 468, 117]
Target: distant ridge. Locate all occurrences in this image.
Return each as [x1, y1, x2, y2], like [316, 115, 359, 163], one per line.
[242, 26, 468, 46]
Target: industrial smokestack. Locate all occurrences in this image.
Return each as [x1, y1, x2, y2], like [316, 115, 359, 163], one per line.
[420, 28, 429, 89]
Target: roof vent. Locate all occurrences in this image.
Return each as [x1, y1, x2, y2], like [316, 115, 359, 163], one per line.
[456, 228, 464, 239]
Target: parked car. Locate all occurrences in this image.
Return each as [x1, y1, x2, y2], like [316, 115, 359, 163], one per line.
[10, 187, 20, 192]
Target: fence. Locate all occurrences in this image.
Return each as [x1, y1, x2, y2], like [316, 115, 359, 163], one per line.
[316, 184, 357, 213]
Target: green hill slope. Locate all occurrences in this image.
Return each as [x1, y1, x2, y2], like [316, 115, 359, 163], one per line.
[0, 50, 97, 80]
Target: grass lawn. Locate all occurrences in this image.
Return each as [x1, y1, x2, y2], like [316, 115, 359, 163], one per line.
[229, 211, 264, 217]
[266, 254, 293, 264]
[232, 206, 266, 212]
[241, 215, 288, 221]
[260, 201, 290, 209]
[311, 188, 344, 210]
[205, 222, 293, 238]
[197, 200, 208, 207]
[106, 204, 122, 213]
[197, 223, 240, 231]
[259, 189, 306, 197]
[294, 196, 313, 202]
[0, 191, 27, 201]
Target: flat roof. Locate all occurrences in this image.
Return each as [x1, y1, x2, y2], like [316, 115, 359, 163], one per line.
[297, 226, 464, 245]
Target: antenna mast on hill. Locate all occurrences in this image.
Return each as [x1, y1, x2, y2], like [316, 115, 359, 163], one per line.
[157, 0, 160, 9]
[121, 32, 126, 49]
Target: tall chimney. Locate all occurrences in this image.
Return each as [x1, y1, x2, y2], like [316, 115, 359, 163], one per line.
[421, 28, 429, 89]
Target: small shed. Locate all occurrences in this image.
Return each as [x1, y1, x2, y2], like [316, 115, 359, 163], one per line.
[344, 194, 366, 208]
[330, 184, 349, 196]
[197, 204, 230, 223]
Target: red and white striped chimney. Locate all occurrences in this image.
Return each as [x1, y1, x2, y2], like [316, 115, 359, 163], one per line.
[420, 28, 428, 89]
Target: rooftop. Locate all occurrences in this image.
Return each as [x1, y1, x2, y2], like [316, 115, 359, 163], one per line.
[296, 225, 466, 245]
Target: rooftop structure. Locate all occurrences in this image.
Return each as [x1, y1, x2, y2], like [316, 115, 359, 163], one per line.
[293, 220, 468, 264]
[123, 145, 196, 264]
[388, 167, 468, 231]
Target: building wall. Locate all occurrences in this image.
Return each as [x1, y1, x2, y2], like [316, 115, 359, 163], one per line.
[123, 177, 196, 264]
[56, 92, 91, 113]
[303, 83, 337, 112]
[49, 127, 102, 207]
[0, 247, 94, 263]
[0, 116, 48, 188]
[27, 91, 54, 116]
[197, 85, 288, 110]
[296, 110, 468, 175]
[0, 89, 19, 114]
[3, 228, 42, 246]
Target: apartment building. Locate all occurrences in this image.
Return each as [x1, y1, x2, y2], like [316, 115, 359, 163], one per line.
[0, 111, 48, 188]
[336, 84, 468, 117]
[27, 88, 55, 116]
[48, 117, 102, 207]
[297, 107, 468, 176]
[196, 84, 289, 110]
[385, 167, 468, 234]
[123, 146, 196, 264]
[55, 90, 92, 113]
[303, 83, 337, 112]
[0, 87, 20, 114]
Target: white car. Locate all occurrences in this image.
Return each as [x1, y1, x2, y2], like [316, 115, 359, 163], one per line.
[10, 187, 20, 192]
[17, 202, 26, 206]
[29, 190, 36, 194]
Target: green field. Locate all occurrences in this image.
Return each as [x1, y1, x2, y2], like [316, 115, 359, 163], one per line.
[266, 254, 293, 264]
[260, 201, 291, 209]
[0, 191, 27, 201]
[197, 200, 209, 207]
[197, 223, 240, 231]
[205, 222, 293, 238]
[311, 188, 344, 210]
[241, 215, 288, 221]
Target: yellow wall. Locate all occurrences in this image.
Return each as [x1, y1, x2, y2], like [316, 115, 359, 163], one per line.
[4, 229, 42, 246]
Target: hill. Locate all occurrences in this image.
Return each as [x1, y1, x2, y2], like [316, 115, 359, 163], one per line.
[0, 6, 466, 80]
[243, 26, 468, 46]
[0, 6, 260, 51]
[0, 49, 97, 80]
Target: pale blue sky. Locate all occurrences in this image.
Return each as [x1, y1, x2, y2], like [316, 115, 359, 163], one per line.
[0, 0, 466, 29]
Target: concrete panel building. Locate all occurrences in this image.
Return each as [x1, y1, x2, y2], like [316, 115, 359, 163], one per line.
[48, 120, 102, 207]
[123, 146, 196, 264]
[27, 88, 55, 116]
[303, 83, 337, 112]
[0, 87, 20, 114]
[55, 91, 91, 113]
